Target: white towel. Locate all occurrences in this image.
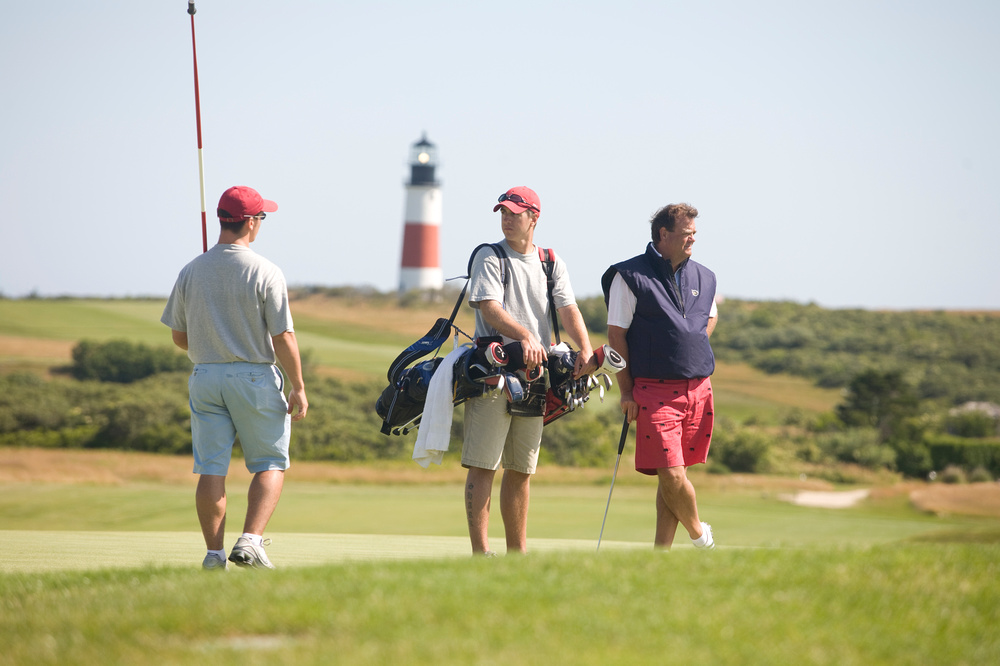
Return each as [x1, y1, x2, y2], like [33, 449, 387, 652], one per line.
[412, 345, 467, 468]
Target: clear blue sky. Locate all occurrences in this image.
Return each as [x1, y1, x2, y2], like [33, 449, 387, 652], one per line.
[2, 1, 997, 309]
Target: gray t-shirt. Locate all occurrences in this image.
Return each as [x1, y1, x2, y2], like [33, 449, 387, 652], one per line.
[161, 244, 294, 364]
[468, 240, 576, 346]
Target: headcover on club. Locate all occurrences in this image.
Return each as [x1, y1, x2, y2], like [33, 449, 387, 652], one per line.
[543, 343, 626, 425]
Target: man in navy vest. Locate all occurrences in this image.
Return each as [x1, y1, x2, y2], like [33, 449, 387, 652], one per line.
[601, 203, 718, 550]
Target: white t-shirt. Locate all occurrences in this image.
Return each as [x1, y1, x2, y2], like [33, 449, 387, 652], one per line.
[161, 244, 294, 364]
[468, 240, 575, 346]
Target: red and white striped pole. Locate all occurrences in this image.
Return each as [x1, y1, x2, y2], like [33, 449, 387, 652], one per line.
[188, 1, 208, 253]
[399, 134, 444, 293]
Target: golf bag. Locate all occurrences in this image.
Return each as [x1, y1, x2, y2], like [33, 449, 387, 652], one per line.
[375, 331, 521, 436]
[543, 343, 626, 425]
[374, 243, 627, 436]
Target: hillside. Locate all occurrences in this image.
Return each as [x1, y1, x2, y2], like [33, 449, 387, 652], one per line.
[1, 294, 998, 483]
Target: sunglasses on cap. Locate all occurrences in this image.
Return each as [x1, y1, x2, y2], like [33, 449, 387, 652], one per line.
[218, 210, 266, 221]
[497, 192, 539, 212]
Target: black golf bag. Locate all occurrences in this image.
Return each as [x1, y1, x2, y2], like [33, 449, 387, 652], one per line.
[374, 242, 626, 436]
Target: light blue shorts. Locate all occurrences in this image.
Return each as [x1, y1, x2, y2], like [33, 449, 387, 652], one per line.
[188, 362, 291, 476]
[462, 392, 543, 474]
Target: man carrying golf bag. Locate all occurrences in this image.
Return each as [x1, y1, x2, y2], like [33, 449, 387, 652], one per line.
[463, 186, 595, 556]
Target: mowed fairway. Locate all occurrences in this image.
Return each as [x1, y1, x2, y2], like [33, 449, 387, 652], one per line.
[2, 453, 999, 665]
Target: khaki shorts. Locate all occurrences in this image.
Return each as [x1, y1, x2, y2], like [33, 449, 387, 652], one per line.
[462, 392, 543, 474]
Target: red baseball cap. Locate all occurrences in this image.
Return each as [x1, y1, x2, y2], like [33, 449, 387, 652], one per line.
[493, 186, 540, 215]
[217, 186, 278, 222]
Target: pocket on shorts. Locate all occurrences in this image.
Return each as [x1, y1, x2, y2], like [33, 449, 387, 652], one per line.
[236, 370, 285, 411]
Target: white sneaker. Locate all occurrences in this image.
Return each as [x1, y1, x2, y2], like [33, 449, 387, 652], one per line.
[228, 536, 275, 569]
[202, 552, 228, 571]
[692, 522, 715, 550]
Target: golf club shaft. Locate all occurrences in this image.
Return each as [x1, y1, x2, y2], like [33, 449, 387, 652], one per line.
[597, 416, 630, 551]
[188, 1, 208, 253]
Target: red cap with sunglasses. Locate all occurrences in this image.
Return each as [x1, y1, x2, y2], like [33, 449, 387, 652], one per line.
[217, 186, 279, 223]
[494, 186, 541, 215]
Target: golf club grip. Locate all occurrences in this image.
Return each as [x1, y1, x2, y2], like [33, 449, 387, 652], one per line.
[617, 416, 629, 455]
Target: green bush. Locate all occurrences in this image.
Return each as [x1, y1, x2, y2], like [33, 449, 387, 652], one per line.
[72, 339, 191, 383]
[814, 428, 897, 470]
[541, 408, 620, 467]
[292, 378, 409, 461]
[945, 410, 999, 438]
[708, 420, 773, 473]
[88, 373, 192, 454]
[925, 435, 1000, 477]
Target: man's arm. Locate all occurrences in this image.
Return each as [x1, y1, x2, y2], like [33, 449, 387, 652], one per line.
[707, 315, 718, 337]
[607, 325, 638, 423]
[171, 330, 188, 351]
[556, 303, 594, 378]
[478, 299, 548, 370]
[272, 330, 308, 421]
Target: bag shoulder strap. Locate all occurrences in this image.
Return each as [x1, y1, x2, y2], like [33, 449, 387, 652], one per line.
[538, 247, 561, 345]
[386, 243, 509, 384]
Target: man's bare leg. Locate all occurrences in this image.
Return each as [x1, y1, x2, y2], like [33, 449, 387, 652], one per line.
[656, 466, 704, 541]
[500, 469, 531, 553]
[243, 470, 284, 536]
[466, 466, 497, 554]
[196, 474, 227, 550]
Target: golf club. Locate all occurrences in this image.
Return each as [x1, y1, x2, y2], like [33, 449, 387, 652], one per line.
[187, 0, 208, 253]
[597, 415, 630, 552]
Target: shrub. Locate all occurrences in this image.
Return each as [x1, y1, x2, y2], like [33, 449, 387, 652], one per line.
[541, 408, 620, 467]
[969, 466, 994, 483]
[945, 410, 999, 438]
[939, 465, 968, 484]
[814, 428, 896, 470]
[72, 339, 191, 383]
[708, 420, 773, 473]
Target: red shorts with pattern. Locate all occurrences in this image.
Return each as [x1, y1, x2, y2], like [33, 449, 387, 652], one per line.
[633, 377, 714, 475]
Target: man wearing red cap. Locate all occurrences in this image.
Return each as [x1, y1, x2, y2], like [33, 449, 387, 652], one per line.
[462, 186, 595, 556]
[601, 203, 718, 551]
[162, 185, 308, 570]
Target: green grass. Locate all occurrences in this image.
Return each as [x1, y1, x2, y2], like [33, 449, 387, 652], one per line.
[1, 469, 990, 550]
[0, 299, 169, 345]
[1, 546, 997, 665]
[4, 299, 996, 662]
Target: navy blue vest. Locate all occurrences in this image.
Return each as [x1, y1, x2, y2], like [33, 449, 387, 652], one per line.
[601, 243, 716, 380]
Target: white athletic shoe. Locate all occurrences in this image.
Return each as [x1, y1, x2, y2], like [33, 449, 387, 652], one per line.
[692, 522, 715, 550]
[202, 552, 228, 571]
[228, 536, 275, 569]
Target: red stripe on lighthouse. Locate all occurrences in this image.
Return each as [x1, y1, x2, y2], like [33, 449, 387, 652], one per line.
[401, 223, 440, 268]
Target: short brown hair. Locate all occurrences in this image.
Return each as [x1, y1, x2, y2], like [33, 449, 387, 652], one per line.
[650, 203, 698, 243]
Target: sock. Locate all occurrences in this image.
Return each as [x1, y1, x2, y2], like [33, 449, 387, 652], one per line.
[207, 549, 226, 560]
[241, 533, 264, 547]
[692, 523, 712, 547]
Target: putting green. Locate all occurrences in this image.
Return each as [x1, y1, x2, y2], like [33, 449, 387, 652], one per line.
[0, 530, 649, 573]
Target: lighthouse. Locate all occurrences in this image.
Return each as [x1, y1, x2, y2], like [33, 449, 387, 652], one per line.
[398, 133, 443, 293]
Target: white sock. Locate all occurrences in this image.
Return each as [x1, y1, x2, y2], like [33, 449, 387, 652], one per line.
[207, 549, 226, 559]
[241, 533, 264, 546]
[692, 523, 712, 547]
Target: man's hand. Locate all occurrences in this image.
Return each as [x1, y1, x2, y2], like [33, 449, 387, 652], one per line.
[287, 387, 308, 421]
[619, 388, 639, 424]
[573, 350, 596, 379]
[519, 335, 548, 370]
[272, 330, 308, 422]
